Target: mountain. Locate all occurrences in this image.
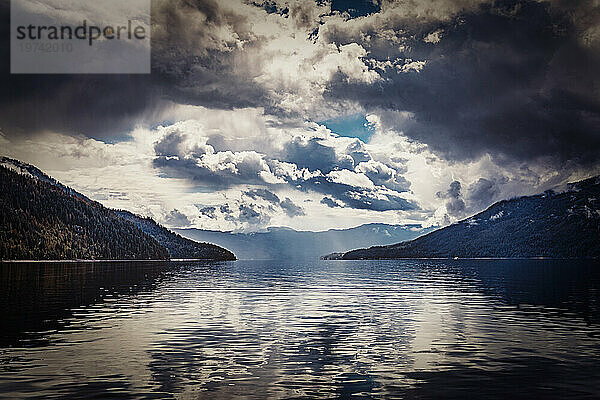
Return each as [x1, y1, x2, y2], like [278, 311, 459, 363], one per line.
[0, 163, 168, 260]
[1, 157, 89, 201]
[0, 157, 235, 261]
[339, 176, 600, 259]
[176, 223, 433, 260]
[116, 210, 235, 260]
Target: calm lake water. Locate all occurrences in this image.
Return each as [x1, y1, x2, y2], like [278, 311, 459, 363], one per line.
[1, 259, 599, 399]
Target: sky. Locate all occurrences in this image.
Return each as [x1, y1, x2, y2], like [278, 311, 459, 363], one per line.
[1, 0, 599, 232]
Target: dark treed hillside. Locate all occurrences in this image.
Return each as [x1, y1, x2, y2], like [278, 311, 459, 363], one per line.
[0, 166, 168, 260]
[341, 176, 600, 260]
[1, 156, 87, 200]
[116, 210, 236, 261]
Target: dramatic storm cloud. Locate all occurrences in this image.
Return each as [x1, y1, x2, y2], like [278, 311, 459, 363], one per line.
[323, 0, 600, 165]
[1, 0, 599, 231]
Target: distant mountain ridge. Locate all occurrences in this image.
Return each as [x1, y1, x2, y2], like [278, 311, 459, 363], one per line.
[338, 176, 600, 259]
[177, 223, 433, 260]
[0, 157, 235, 261]
[116, 210, 235, 260]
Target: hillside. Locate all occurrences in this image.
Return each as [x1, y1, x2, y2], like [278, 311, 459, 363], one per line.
[340, 176, 600, 259]
[0, 157, 235, 261]
[116, 210, 235, 260]
[177, 224, 432, 260]
[0, 165, 168, 260]
[0, 157, 88, 201]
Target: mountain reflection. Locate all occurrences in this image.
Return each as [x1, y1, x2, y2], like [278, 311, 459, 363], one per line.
[0, 261, 174, 347]
[1, 259, 599, 399]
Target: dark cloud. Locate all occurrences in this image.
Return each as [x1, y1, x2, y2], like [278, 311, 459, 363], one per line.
[164, 209, 191, 227]
[355, 160, 410, 192]
[280, 197, 305, 217]
[0, 2, 157, 138]
[282, 137, 353, 173]
[242, 189, 305, 217]
[3, 0, 598, 172]
[154, 141, 416, 211]
[220, 204, 233, 216]
[153, 148, 272, 189]
[151, 0, 270, 109]
[325, 0, 600, 167]
[237, 204, 271, 226]
[0, 0, 268, 139]
[345, 140, 372, 165]
[243, 188, 281, 204]
[467, 177, 503, 210]
[3, 0, 597, 228]
[298, 175, 416, 211]
[152, 125, 417, 212]
[321, 196, 341, 208]
[437, 180, 466, 217]
[198, 206, 217, 218]
[447, 181, 462, 199]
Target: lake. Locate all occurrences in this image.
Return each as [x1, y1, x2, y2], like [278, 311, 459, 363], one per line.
[1, 259, 599, 399]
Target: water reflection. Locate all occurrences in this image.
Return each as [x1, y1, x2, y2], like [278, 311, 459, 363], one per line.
[0, 259, 599, 399]
[0, 261, 174, 348]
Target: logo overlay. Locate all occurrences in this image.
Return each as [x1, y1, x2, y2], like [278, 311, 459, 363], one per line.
[11, 0, 150, 74]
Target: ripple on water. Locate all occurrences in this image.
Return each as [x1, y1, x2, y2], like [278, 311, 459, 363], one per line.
[0, 259, 599, 399]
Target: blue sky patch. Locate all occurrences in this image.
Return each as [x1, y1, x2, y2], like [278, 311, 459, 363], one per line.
[319, 113, 375, 142]
[331, 0, 380, 18]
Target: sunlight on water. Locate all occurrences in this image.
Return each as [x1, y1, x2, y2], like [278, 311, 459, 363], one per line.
[1, 259, 599, 398]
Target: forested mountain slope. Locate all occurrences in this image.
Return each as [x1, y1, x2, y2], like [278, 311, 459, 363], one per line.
[341, 177, 600, 259]
[0, 165, 168, 260]
[116, 210, 235, 260]
[0, 158, 235, 261]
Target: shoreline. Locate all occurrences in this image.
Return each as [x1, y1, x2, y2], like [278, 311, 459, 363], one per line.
[0, 258, 235, 264]
[1, 257, 598, 263]
[325, 257, 599, 260]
